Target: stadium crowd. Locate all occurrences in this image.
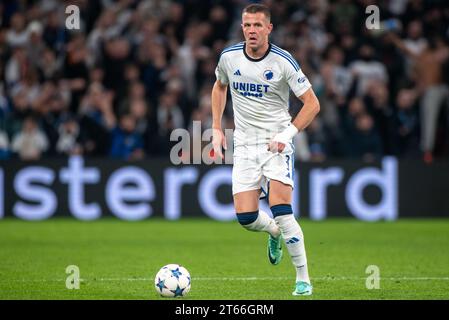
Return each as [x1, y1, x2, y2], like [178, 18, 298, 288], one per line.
[0, 0, 448, 162]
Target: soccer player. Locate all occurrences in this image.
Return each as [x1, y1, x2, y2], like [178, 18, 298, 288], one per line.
[211, 4, 320, 296]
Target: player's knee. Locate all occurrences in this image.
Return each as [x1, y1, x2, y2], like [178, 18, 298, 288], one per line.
[269, 193, 291, 207]
[236, 211, 258, 230]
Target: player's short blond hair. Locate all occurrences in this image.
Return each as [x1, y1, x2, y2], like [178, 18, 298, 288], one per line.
[242, 3, 271, 22]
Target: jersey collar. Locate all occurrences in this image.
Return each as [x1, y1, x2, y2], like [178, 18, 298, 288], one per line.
[243, 42, 272, 62]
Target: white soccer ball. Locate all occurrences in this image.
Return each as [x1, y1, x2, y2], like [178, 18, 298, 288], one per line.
[154, 264, 191, 298]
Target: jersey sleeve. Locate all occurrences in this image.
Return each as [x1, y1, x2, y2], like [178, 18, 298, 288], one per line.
[285, 64, 312, 97]
[215, 56, 229, 85]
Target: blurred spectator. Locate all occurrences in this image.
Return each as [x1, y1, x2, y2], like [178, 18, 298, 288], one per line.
[56, 115, 83, 156]
[0, 82, 9, 119]
[26, 21, 46, 67]
[364, 81, 395, 155]
[37, 47, 60, 80]
[349, 44, 389, 96]
[128, 98, 151, 135]
[102, 37, 131, 100]
[189, 93, 213, 132]
[321, 45, 352, 103]
[42, 11, 66, 54]
[157, 91, 184, 136]
[79, 82, 116, 129]
[78, 82, 116, 155]
[350, 113, 383, 161]
[64, 34, 89, 113]
[417, 37, 449, 163]
[0, 129, 10, 159]
[109, 113, 144, 160]
[395, 89, 420, 157]
[391, 34, 449, 162]
[87, 8, 120, 63]
[305, 117, 328, 162]
[176, 23, 211, 101]
[11, 67, 41, 112]
[329, 0, 359, 36]
[6, 13, 28, 48]
[11, 116, 49, 160]
[124, 63, 140, 83]
[128, 81, 146, 101]
[402, 20, 427, 77]
[341, 97, 366, 135]
[5, 46, 28, 88]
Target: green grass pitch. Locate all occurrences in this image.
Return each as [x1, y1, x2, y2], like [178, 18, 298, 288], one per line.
[0, 218, 449, 300]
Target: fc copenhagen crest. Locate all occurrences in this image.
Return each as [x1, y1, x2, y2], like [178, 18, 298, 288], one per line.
[264, 70, 274, 80]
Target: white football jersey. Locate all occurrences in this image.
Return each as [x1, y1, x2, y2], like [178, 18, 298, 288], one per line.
[215, 42, 312, 146]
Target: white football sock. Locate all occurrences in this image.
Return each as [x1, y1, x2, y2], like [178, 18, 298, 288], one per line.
[243, 210, 281, 237]
[274, 214, 310, 284]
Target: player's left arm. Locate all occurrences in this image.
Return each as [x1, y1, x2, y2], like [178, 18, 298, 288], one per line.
[292, 88, 320, 131]
[268, 87, 320, 153]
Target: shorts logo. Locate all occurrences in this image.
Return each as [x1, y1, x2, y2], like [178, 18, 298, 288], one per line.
[264, 70, 274, 80]
[298, 76, 306, 83]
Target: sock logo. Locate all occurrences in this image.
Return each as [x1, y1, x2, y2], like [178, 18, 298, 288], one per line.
[286, 237, 300, 244]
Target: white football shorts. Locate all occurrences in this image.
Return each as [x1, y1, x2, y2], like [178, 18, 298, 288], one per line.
[232, 142, 295, 197]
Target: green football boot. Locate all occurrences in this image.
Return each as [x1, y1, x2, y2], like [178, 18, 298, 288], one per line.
[292, 281, 313, 296]
[267, 234, 283, 265]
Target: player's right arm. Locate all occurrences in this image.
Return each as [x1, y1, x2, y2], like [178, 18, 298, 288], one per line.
[211, 79, 228, 159]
